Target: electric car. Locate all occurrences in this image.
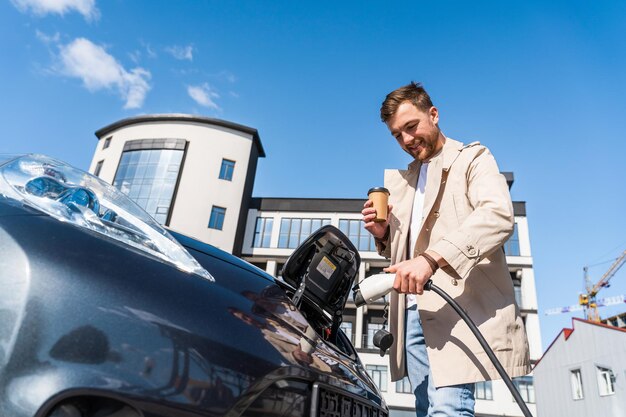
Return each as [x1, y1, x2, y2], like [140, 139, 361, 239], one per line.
[0, 154, 388, 417]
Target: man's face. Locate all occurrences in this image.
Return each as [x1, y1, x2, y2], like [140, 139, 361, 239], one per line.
[386, 101, 443, 161]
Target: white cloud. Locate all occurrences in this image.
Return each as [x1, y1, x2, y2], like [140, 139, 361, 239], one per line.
[128, 50, 141, 64]
[187, 83, 219, 109]
[35, 29, 60, 44]
[58, 38, 151, 109]
[11, 0, 99, 21]
[146, 45, 157, 58]
[123, 68, 151, 109]
[144, 43, 157, 59]
[206, 70, 236, 83]
[165, 45, 193, 61]
[220, 71, 236, 83]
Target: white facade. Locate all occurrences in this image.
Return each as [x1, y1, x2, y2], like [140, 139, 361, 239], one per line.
[90, 114, 264, 254]
[534, 319, 626, 417]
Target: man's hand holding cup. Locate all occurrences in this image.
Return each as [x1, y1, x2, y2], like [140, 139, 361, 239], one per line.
[362, 187, 392, 240]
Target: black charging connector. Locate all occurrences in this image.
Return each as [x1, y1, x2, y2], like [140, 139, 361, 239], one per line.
[373, 329, 394, 356]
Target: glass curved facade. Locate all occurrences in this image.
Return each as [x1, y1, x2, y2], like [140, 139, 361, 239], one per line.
[113, 147, 184, 224]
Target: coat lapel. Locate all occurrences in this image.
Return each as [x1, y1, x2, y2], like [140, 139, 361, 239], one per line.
[385, 160, 420, 262]
[419, 138, 464, 235]
[420, 155, 442, 227]
[386, 138, 464, 260]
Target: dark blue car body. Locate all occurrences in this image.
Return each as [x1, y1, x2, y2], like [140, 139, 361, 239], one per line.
[0, 196, 387, 417]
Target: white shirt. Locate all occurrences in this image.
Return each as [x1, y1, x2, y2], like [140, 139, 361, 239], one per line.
[406, 162, 428, 308]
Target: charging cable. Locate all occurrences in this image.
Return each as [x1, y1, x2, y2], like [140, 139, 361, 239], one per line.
[424, 279, 533, 417]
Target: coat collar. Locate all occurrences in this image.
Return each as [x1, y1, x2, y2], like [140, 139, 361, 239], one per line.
[387, 137, 465, 249]
[406, 136, 464, 173]
[419, 137, 463, 219]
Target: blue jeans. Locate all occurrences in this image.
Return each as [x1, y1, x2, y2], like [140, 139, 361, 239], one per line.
[405, 305, 475, 417]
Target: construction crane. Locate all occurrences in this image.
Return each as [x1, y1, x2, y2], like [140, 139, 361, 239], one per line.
[545, 249, 626, 322]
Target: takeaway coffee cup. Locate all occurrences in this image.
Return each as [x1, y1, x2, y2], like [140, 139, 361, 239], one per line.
[367, 187, 390, 223]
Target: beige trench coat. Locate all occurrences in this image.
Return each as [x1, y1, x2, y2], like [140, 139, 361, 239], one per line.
[376, 137, 530, 387]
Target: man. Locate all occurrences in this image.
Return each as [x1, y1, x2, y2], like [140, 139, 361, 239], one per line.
[362, 82, 530, 416]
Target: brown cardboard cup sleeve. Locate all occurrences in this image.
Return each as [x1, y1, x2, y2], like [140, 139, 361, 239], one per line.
[367, 187, 390, 223]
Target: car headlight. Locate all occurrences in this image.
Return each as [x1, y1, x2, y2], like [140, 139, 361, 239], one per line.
[0, 154, 213, 281]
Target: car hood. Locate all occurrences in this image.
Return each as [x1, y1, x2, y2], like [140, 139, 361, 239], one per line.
[0, 205, 384, 416]
[171, 230, 381, 399]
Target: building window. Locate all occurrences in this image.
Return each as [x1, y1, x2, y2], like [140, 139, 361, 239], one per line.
[511, 271, 522, 308]
[253, 217, 273, 248]
[504, 223, 520, 256]
[113, 148, 184, 224]
[513, 376, 535, 403]
[596, 366, 615, 396]
[94, 160, 104, 177]
[570, 369, 584, 400]
[208, 206, 226, 230]
[278, 218, 331, 249]
[476, 381, 493, 400]
[275, 262, 285, 278]
[365, 322, 384, 349]
[123, 138, 186, 152]
[219, 159, 235, 181]
[340, 321, 353, 344]
[366, 365, 388, 392]
[103, 136, 112, 149]
[395, 377, 412, 394]
[339, 219, 376, 251]
[250, 262, 267, 272]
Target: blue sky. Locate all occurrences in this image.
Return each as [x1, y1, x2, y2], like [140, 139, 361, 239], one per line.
[2, 0, 625, 350]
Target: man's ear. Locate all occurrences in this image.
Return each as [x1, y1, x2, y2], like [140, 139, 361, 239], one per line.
[429, 106, 439, 124]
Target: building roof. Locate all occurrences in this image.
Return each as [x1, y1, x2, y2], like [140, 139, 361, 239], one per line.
[252, 197, 527, 216]
[95, 113, 265, 157]
[534, 317, 626, 369]
[502, 171, 514, 189]
[251, 197, 365, 213]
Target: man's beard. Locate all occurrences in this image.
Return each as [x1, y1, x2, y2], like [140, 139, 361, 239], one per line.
[405, 139, 435, 161]
[416, 142, 435, 161]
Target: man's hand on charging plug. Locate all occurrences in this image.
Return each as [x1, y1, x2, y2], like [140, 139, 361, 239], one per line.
[384, 251, 447, 295]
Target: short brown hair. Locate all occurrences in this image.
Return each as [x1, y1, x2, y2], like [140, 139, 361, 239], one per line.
[380, 82, 434, 122]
